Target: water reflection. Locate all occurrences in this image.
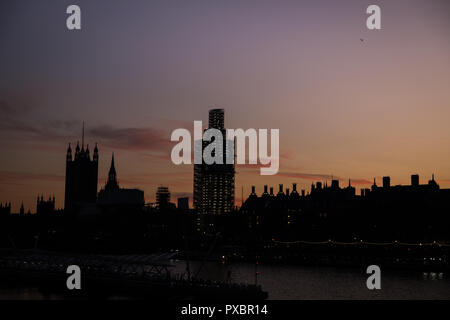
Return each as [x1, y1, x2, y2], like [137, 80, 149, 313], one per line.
[174, 261, 450, 300]
[1, 262, 449, 300]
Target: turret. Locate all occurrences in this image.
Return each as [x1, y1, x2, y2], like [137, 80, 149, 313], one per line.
[75, 141, 80, 159]
[85, 144, 90, 160]
[93, 143, 99, 162]
[66, 143, 72, 162]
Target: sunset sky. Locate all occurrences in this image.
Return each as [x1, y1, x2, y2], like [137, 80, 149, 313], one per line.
[1, 0, 450, 212]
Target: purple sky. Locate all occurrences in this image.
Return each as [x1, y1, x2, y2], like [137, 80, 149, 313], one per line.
[1, 0, 450, 212]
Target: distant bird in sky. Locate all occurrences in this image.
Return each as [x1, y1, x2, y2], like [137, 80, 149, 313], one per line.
[360, 38, 364, 42]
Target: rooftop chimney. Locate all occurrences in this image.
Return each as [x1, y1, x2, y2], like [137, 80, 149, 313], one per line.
[331, 179, 339, 189]
[411, 174, 419, 187]
[382, 176, 390, 188]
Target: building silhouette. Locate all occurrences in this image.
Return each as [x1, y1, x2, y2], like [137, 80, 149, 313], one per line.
[64, 123, 99, 212]
[240, 173, 450, 241]
[193, 109, 235, 214]
[97, 154, 144, 208]
[104, 153, 119, 191]
[0, 202, 11, 215]
[177, 197, 189, 210]
[156, 186, 171, 209]
[36, 195, 55, 216]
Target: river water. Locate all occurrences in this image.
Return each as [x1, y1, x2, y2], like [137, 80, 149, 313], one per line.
[173, 260, 450, 300]
[1, 261, 449, 299]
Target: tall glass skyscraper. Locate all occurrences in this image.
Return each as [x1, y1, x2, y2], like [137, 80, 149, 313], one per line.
[193, 109, 235, 214]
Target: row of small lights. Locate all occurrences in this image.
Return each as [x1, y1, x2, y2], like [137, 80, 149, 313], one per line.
[272, 239, 450, 247]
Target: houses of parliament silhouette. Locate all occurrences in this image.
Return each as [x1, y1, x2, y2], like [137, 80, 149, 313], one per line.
[63, 123, 144, 215]
[64, 123, 99, 213]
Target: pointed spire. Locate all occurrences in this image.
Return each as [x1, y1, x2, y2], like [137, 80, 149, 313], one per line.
[66, 143, 72, 161]
[109, 152, 116, 176]
[105, 152, 119, 191]
[93, 142, 99, 162]
[85, 144, 90, 159]
[82, 121, 85, 149]
[371, 177, 377, 191]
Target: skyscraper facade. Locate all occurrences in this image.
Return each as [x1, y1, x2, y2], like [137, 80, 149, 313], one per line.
[156, 186, 171, 209]
[193, 109, 235, 214]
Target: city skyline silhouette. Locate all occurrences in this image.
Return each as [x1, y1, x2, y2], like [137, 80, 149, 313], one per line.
[1, 0, 450, 303]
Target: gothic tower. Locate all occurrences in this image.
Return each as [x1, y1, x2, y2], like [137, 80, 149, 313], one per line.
[64, 123, 99, 212]
[105, 153, 119, 191]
